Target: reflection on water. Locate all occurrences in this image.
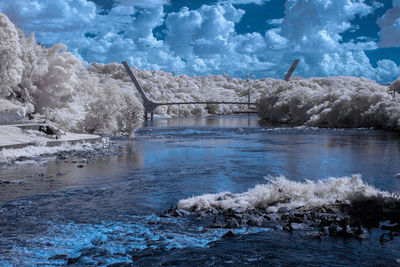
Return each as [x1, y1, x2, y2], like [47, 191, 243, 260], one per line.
[0, 115, 400, 265]
[1, 115, 400, 210]
[148, 114, 263, 128]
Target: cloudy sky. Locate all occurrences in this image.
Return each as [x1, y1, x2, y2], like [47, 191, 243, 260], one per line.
[1, 0, 400, 83]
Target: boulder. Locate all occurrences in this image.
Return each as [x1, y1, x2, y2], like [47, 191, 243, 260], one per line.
[265, 213, 280, 221]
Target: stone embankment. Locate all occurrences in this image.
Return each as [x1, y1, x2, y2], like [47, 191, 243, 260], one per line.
[0, 109, 101, 150]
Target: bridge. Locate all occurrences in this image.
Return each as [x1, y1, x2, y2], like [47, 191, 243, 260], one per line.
[122, 60, 299, 121]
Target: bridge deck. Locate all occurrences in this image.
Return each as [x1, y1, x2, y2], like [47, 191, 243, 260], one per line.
[122, 59, 300, 120]
[122, 61, 260, 121]
[157, 101, 257, 105]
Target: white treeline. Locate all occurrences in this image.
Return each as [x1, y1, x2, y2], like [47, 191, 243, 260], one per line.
[71, 65, 400, 132]
[178, 175, 395, 212]
[93, 65, 400, 131]
[258, 76, 400, 130]
[88, 62, 260, 116]
[1, 13, 400, 134]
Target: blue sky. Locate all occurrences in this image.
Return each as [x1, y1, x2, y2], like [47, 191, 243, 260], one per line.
[1, 0, 400, 83]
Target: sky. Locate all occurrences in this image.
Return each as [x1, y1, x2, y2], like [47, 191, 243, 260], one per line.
[1, 0, 400, 83]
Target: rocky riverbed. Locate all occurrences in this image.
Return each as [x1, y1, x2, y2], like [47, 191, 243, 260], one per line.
[164, 195, 400, 242]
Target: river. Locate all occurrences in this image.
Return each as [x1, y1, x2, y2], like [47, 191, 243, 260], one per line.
[0, 115, 400, 266]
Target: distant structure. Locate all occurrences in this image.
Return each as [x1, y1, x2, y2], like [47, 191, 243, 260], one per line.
[284, 59, 300, 81]
[122, 59, 300, 121]
[122, 62, 258, 121]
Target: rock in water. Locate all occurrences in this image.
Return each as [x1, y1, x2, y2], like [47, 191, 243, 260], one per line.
[278, 207, 289, 213]
[328, 223, 343, 236]
[226, 218, 239, 228]
[247, 215, 263, 226]
[67, 256, 80, 265]
[48, 254, 68, 260]
[265, 213, 280, 221]
[290, 223, 306, 230]
[222, 230, 235, 238]
[177, 209, 190, 216]
[172, 210, 182, 217]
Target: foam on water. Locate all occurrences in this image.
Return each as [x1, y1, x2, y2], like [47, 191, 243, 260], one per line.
[178, 175, 396, 212]
[0, 215, 270, 265]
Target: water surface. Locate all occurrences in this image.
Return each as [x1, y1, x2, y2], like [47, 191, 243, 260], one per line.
[0, 115, 399, 266]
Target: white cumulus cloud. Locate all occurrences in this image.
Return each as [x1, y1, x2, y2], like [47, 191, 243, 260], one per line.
[377, 0, 400, 47]
[0, 0, 96, 33]
[272, 0, 399, 82]
[0, 0, 399, 83]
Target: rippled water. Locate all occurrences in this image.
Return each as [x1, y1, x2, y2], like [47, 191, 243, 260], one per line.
[0, 115, 400, 266]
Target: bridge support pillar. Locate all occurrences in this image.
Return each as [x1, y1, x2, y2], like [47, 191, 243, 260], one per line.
[284, 59, 300, 81]
[151, 111, 154, 121]
[248, 91, 251, 109]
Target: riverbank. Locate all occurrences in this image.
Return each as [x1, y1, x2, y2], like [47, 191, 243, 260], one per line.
[0, 120, 103, 163]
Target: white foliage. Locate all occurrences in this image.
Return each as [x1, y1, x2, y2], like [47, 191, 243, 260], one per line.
[258, 76, 400, 130]
[0, 13, 143, 134]
[0, 13, 25, 99]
